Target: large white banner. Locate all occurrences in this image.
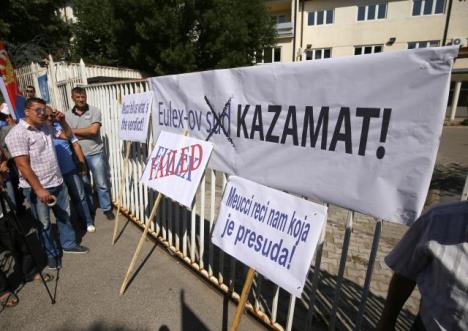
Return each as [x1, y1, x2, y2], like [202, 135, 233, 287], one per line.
[140, 131, 213, 209]
[149, 47, 459, 225]
[118, 91, 153, 143]
[212, 176, 327, 297]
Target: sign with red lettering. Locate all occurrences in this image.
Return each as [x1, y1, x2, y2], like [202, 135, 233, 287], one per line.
[140, 131, 213, 208]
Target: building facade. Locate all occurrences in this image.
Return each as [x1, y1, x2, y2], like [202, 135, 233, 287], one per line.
[265, 0, 468, 119]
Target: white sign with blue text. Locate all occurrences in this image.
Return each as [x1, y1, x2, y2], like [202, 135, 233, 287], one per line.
[140, 131, 213, 209]
[211, 176, 327, 297]
[119, 91, 153, 143]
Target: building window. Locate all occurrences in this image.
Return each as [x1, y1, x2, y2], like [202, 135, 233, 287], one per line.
[272, 15, 287, 24]
[256, 47, 281, 64]
[408, 40, 440, 49]
[354, 45, 383, 55]
[412, 0, 445, 16]
[308, 9, 334, 26]
[357, 3, 387, 21]
[305, 48, 331, 60]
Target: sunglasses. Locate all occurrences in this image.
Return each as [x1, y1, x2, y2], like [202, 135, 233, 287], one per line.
[30, 108, 46, 115]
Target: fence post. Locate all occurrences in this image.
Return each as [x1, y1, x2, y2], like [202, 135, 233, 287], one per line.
[79, 58, 88, 85]
[30, 62, 40, 98]
[47, 55, 61, 109]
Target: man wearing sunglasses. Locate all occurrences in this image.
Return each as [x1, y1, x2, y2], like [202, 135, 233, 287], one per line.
[45, 106, 95, 233]
[5, 98, 88, 270]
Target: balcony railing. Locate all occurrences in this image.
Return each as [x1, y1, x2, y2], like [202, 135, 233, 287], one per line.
[276, 21, 293, 38]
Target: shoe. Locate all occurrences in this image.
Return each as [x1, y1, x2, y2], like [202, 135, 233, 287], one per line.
[87, 225, 96, 233]
[63, 245, 89, 254]
[104, 210, 115, 220]
[47, 258, 62, 270]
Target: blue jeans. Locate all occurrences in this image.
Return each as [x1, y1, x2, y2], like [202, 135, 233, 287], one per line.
[64, 170, 94, 226]
[83, 151, 112, 212]
[22, 184, 77, 261]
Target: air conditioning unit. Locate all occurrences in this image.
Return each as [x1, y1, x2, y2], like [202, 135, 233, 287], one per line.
[452, 37, 467, 47]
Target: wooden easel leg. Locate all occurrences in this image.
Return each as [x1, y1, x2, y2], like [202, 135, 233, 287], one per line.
[229, 267, 256, 331]
[119, 193, 163, 295]
[112, 140, 132, 245]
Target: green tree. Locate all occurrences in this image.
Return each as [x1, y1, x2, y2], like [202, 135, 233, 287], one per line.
[72, 0, 276, 75]
[0, 0, 71, 65]
[70, 0, 118, 65]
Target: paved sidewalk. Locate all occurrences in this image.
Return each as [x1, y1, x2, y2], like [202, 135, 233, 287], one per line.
[0, 210, 264, 331]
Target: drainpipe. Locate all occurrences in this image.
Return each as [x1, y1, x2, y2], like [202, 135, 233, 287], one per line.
[300, 0, 304, 51]
[292, 0, 297, 61]
[442, 0, 453, 45]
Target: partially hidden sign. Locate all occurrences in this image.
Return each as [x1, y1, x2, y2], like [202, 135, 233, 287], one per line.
[211, 176, 327, 297]
[118, 91, 153, 143]
[140, 131, 213, 209]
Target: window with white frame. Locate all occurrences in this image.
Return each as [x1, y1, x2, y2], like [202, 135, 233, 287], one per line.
[308, 9, 334, 26]
[256, 47, 281, 64]
[305, 48, 331, 60]
[408, 40, 439, 49]
[354, 45, 383, 55]
[412, 0, 445, 16]
[357, 3, 387, 21]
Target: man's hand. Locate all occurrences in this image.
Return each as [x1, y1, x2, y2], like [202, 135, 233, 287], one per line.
[55, 111, 66, 123]
[36, 187, 51, 204]
[0, 161, 9, 174]
[78, 162, 88, 177]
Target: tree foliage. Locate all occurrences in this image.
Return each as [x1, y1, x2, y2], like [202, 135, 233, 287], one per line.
[0, 0, 71, 65]
[72, 0, 276, 75]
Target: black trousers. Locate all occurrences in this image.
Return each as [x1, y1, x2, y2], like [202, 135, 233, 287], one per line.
[411, 314, 427, 331]
[0, 211, 37, 289]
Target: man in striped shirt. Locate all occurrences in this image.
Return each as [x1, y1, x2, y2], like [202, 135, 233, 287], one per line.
[377, 201, 468, 330]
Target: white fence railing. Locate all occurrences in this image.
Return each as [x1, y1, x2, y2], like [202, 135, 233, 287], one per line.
[83, 80, 425, 331]
[14, 59, 142, 112]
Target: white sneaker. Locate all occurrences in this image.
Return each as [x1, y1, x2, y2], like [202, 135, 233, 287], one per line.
[87, 225, 96, 233]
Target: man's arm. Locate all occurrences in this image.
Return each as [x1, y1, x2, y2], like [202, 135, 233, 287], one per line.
[71, 141, 87, 176]
[72, 123, 100, 138]
[376, 273, 416, 330]
[13, 155, 50, 203]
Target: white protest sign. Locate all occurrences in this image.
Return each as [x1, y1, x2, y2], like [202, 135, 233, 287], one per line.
[118, 91, 153, 143]
[140, 131, 213, 209]
[211, 176, 327, 297]
[149, 47, 458, 225]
